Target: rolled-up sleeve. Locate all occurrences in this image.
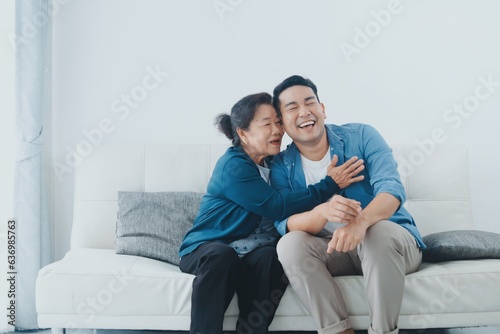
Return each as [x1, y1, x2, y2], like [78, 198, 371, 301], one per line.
[361, 124, 406, 205]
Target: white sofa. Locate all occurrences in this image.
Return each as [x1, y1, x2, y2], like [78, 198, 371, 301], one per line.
[36, 144, 500, 332]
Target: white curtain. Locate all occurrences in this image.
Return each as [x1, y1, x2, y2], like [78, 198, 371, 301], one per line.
[14, 0, 52, 329]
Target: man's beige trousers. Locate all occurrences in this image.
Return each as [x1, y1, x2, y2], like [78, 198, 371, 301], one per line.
[277, 220, 422, 334]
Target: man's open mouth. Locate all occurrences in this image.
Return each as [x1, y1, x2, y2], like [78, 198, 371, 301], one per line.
[298, 120, 315, 128]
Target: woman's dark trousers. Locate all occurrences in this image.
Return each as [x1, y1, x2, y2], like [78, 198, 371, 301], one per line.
[179, 242, 288, 334]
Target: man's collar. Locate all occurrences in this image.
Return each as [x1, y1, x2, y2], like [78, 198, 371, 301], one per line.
[325, 124, 342, 146]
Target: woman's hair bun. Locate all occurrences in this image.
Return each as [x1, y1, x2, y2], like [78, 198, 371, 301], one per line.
[214, 113, 234, 140]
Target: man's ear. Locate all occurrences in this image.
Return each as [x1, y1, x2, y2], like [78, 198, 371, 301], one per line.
[320, 102, 327, 119]
[236, 127, 247, 145]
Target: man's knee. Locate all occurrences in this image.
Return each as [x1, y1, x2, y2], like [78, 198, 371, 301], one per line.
[360, 221, 408, 259]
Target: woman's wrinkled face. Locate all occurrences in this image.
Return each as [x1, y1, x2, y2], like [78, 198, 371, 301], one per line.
[238, 104, 284, 165]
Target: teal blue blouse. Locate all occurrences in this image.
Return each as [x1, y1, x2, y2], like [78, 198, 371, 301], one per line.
[178, 146, 339, 258]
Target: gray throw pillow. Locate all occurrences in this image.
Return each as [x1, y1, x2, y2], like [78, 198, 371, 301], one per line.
[116, 191, 203, 265]
[422, 230, 500, 263]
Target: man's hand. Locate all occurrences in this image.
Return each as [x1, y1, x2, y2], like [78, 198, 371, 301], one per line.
[321, 195, 362, 224]
[328, 155, 365, 189]
[327, 220, 367, 253]
[326, 192, 401, 253]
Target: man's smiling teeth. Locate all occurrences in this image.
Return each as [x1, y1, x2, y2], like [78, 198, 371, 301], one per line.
[298, 121, 315, 128]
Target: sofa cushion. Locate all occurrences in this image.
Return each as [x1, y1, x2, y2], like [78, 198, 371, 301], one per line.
[116, 191, 203, 265]
[422, 230, 500, 263]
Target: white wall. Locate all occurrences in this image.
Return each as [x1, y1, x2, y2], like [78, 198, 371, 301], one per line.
[51, 0, 500, 260]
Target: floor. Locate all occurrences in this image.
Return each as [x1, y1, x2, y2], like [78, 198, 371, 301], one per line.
[11, 327, 500, 334]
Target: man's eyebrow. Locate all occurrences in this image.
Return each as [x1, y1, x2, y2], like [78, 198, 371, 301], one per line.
[304, 96, 317, 102]
[284, 101, 299, 108]
[284, 96, 317, 108]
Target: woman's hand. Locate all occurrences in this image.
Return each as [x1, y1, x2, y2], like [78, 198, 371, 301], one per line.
[327, 155, 365, 189]
[320, 194, 362, 224]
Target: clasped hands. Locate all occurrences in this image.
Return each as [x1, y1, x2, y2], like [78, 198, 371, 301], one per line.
[322, 155, 367, 253]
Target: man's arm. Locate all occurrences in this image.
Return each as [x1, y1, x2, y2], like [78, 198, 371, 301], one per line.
[327, 192, 400, 253]
[327, 124, 407, 252]
[271, 155, 365, 235]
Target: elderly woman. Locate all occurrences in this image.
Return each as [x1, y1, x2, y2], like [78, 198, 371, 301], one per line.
[178, 92, 359, 334]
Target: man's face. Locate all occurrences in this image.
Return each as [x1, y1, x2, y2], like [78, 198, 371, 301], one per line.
[278, 85, 326, 146]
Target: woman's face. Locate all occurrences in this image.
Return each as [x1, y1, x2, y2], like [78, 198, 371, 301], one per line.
[238, 104, 284, 165]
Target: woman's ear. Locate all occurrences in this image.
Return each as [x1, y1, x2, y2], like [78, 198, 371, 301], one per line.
[236, 127, 247, 146]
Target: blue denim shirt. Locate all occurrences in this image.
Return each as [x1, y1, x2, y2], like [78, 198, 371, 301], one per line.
[270, 123, 426, 249]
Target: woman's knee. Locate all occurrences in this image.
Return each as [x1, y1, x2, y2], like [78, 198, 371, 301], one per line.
[199, 242, 241, 271]
[243, 247, 287, 285]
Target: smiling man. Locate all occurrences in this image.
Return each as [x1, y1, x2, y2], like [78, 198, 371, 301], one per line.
[270, 75, 426, 334]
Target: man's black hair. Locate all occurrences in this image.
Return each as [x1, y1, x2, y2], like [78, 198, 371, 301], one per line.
[272, 75, 320, 113]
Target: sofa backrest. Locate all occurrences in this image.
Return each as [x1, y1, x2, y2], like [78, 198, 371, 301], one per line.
[392, 144, 473, 236]
[70, 144, 474, 250]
